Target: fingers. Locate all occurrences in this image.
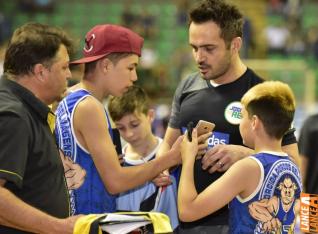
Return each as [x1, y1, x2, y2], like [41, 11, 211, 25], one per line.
[152, 173, 172, 187]
[197, 141, 208, 153]
[59, 149, 66, 158]
[197, 131, 212, 143]
[207, 155, 231, 173]
[65, 164, 86, 190]
[196, 135, 209, 159]
[191, 128, 198, 143]
[201, 147, 220, 170]
[272, 218, 281, 232]
[118, 154, 124, 165]
[201, 145, 235, 173]
[172, 135, 184, 149]
[214, 157, 231, 173]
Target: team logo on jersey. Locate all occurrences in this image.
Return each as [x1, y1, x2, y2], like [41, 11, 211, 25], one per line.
[250, 159, 302, 234]
[224, 101, 242, 125]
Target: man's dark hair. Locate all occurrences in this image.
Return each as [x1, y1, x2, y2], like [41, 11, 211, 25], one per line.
[3, 22, 74, 76]
[189, 0, 243, 46]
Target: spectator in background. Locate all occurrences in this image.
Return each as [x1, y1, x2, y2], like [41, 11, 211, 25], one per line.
[268, 0, 288, 15]
[121, 0, 138, 29]
[286, 17, 305, 56]
[0, 13, 12, 45]
[263, 18, 291, 56]
[139, 8, 156, 40]
[306, 26, 318, 61]
[121, 1, 156, 40]
[241, 17, 254, 59]
[298, 114, 318, 194]
[18, 0, 55, 13]
[176, 0, 191, 26]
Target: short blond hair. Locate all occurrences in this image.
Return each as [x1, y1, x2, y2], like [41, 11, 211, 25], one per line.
[241, 81, 295, 139]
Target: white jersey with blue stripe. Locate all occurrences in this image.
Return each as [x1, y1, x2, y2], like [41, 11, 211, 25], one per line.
[116, 137, 179, 230]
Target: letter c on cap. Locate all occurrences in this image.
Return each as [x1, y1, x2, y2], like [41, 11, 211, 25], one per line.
[84, 34, 95, 53]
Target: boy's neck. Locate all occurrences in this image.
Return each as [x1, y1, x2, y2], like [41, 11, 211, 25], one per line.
[126, 135, 158, 160]
[80, 80, 104, 101]
[253, 137, 283, 154]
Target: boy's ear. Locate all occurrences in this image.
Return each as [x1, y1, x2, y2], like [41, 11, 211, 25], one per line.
[251, 115, 263, 132]
[99, 57, 112, 74]
[147, 109, 155, 122]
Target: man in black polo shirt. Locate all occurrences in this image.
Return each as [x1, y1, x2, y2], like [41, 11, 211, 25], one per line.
[0, 23, 81, 233]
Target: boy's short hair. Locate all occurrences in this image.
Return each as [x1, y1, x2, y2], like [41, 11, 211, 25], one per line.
[108, 85, 150, 122]
[189, 0, 243, 47]
[83, 52, 132, 75]
[241, 81, 295, 139]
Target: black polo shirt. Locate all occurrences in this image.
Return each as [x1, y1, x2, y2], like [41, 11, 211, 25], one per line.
[0, 76, 70, 233]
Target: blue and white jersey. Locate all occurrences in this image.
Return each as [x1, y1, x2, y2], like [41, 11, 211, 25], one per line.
[116, 137, 179, 230]
[229, 152, 302, 234]
[55, 89, 116, 215]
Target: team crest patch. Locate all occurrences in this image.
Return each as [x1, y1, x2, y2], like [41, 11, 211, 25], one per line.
[251, 159, 302, 234]
[224, 101, 242, 125]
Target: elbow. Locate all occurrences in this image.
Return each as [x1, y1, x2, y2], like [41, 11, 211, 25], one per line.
[178, 206, 196, 222]
[178, 211, 195, 222]
[107, 187, 119, 195]
[104, 180, 122, 195]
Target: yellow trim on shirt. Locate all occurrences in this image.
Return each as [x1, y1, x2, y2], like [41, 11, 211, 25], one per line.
[0, 169, 22, 180]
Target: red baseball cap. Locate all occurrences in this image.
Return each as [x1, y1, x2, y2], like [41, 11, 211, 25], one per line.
[71, 24, 144, 64]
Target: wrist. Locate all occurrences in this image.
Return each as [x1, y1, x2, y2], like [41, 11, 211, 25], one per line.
[47, 218, 65, 234]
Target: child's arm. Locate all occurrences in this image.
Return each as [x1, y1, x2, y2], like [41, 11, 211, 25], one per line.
[73, 97, 182, 194]
[178, 129, 261, 222]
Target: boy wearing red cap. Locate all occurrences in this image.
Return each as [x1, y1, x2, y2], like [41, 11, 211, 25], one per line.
[54, 24, 182, 215]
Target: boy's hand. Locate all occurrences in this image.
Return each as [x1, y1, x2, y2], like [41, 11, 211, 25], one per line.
[201, 144, 253, 173]
[169, 135, 184, 165]
[181, 128, 198, 162]
[118, 154, 125, 166]
[196, 131, 212, 159]
[59, 150, 86, 190]
[152, 171, 172, 187]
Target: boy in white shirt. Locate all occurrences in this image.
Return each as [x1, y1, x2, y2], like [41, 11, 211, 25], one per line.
[108, 85, 179, 230]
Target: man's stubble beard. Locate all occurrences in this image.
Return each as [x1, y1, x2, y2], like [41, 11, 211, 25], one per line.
[201, 52, 232, 81]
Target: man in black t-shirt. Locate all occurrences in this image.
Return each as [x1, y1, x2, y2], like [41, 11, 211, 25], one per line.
[156, 0, 300, 233]
[0, 23, 81, 234]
